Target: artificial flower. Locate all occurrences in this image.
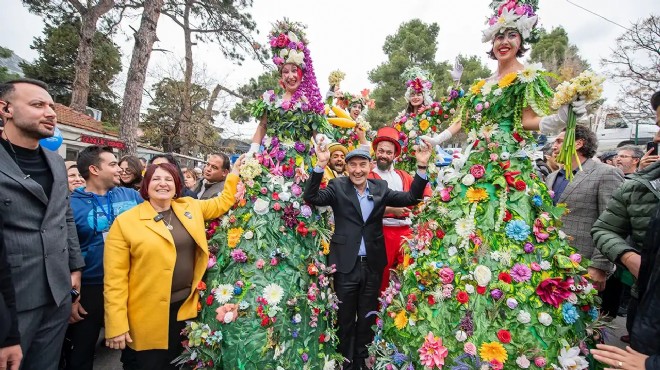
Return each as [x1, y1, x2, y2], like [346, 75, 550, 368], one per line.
[518, 63, 543, 83]
[474, 265, 493, 286]
[516, 355, 531, 369]
[462, 174, 476, 186]
[517, 310, 531, 324]
[510, 263, 532, 283]
[263, 283, 284, 306]
[253, 198, 270, 215]
[562, 303, 580, 324]
[455, 330, 468, 342]
[480, 342, 507, 364]
[419, 119, 430, 131]
[227, 227, 244, 249]
[536, 278, 571, 308]
[557, 346, 589, 370]
[497, 329, 511, 344]
[498, 72, 517, 88]
[456, 217, 476, 238]
[394, 310, 408, 330]
[466, 187, 489, 203]
[214, 284, 234, 304]
[505, 220, 531, 241]
[538, 312, 553, 326]
[470, 80, 486, 95]
[464, 342, 477, 356]
[418, 332, 449, 368]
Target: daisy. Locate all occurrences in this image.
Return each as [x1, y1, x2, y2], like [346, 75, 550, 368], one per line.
[518, 63, 544, 83]
[214, 284, 234, 304]
[263, 283, 284, 306]
[456, 217, 476, 238]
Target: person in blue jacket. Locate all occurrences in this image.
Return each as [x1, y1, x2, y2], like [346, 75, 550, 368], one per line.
[61, 145, 143, 370]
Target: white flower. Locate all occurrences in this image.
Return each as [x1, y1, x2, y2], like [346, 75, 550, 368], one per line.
[493, 88, 503, 96]
[482, 80, 496, 95]
[279, 48, 289, 58]
[223, 311, 234, 323]
[263, 283, 284, 306]
[323, 359, 337, 370]
[267, 175, 285, 191]
[404, 120, 414, 130]
[462, 174, 475, 186]
[292, 201, 300, 209]
[567, 293, 578, 304]
[253, 198, 270, 215]
[491, 251, 502, 261]
[243, 230, 254, 240]
[500, 152, 510, 160]
[214, 284, 234, 304]
[279, 191, 291, 202]
[409, 130, 418, 139]
[447, 246, 458, 256]
[583, 283, 594, 294]
[516, 15, 539, 41]
[540, 260, 552, 270]
[286, 49, 304, 65]
[456, 217, 475, 238]
[558, 230, 567, 239]
[557, 346, 589, 370]
[538, 312, 553, 326]
[465, 284, 475, 294]
[518, 63, 543, 83]
[517, 310, 531, 324]
[292, 313, 302, 324]
[455, 330, 468, 342]
[516, 355, 531, 369]
[474, 265, 492, 286]
[467, 129, 479, 143]
[287, 31, 299, 43]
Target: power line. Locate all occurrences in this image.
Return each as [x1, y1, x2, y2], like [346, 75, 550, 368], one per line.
[564, 0, 632, 31]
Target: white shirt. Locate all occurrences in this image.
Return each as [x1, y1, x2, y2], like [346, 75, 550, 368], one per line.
[373, 165, 411, 226]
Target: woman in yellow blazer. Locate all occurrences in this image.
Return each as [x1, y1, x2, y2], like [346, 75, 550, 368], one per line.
[104, 160, 242, 369]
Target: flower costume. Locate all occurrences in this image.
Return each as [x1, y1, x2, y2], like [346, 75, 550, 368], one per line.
[371, 2, 603, 369]
[178, 20, 341, 369]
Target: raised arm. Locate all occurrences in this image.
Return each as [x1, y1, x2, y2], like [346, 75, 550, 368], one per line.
[247, 115, 267, 156]
[199, 155, 243, 220]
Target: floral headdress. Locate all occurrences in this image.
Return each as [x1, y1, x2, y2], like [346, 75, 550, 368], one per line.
[402, 66, 435, 106]
[337, 89, 376, 113]
[482, 0, 540, 43]
[267, 19, 324, 114]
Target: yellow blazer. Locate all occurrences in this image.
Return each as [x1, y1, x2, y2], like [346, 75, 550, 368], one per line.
[104, 173, 238, 350]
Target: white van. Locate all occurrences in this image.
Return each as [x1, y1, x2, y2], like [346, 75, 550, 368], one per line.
[590, 108, 658, 151]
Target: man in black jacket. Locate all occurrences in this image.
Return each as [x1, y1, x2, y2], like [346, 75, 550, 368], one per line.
[304, 139, 431, 370]
[0, 213, 22, 370]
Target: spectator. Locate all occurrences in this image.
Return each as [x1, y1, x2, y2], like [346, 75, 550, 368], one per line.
[0, 78, 85, 370]
[324, 143, 348, 182]
[303, 141, 431, 370]
[65, 161, 85, 192]
[0, 213, 22, 370]
[616, 145, 644, 175]
[182, 168, 198, 193]
[546, 125, 624, 316]
[62, 146, 143, 370]
[118, 155, 143, 191]
[592, 90, 660, 349]
[197, 153, 230, 200]
[149, 153, 197, 198]
[639, 129, 660, 171]
[104, 160, 242, 369]
[599, 151, 617, 166]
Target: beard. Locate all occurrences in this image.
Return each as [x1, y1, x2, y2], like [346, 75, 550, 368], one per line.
[376, 158, 392, 171]
[329, 162, 345, 173]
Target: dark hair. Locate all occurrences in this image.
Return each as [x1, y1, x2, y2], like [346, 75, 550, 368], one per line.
[565, 125, 598, 159]
[0, 78, 49, 100]
[651, 91, 660, 111]
[487, 29, 529, 60]
[118, 155, 144, 188]
[140, 163, 183, 200]
[209, 153, 230, 171]
[77, 145, 115, 180]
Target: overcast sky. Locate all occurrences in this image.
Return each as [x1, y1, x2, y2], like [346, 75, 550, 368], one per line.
[0, 0, 655, 139]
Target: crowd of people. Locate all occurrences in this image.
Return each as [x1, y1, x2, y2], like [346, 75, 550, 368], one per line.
[1, 1, 659, 369]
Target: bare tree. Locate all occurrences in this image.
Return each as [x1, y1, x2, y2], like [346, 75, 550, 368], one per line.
[602, 15, 660, 118]
[119, 0, 164, 155]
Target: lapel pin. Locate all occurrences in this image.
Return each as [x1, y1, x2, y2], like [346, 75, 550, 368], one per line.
[184, 211, 193, 219]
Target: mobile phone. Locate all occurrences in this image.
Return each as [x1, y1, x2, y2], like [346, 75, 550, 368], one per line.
[647, 141, 658, 155]
[70, 288, 80, 303]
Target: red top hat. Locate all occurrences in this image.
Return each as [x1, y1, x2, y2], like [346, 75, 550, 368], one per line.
[372, 127, 402, 157]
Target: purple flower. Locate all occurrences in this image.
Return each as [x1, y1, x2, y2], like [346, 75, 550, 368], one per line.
[301, 353, 309, 362]
[300, 204, 312, 218]
[292, 329, 299, 338]
[230, 249, 248, 263]
[491, 289, 503, 300]
[450, 89, 459, 99]
[270, 136, 280, 147]
[294, 141, 306, 153]
[510, 263, 532, 283]
[272, 56, 284, 65]
[288, 41, 297, 49]
[506, 298, 518, 309]
[291, 183, 302, 197]
[523, 242, 535, 254]
[281, 100, 292, 110]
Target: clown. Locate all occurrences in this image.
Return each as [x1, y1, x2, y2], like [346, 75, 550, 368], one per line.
[372, 1, 604, 369]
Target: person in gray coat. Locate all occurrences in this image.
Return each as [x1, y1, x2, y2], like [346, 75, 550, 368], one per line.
[0, 79, 85, 370]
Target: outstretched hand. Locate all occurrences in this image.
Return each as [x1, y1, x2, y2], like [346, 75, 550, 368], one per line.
[414, 139, 432, 166]
[450, 57, 464, 84]
[232, 154, 246, 175]
[314, 134, 330, 168]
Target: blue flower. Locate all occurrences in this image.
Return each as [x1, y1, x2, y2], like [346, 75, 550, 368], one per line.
[562, 303, 580, 324]
[505, 220, 531, 241]
[589, 307, 599, 320]
[532, 195, 543, 207]
[392, 350, 408, 365]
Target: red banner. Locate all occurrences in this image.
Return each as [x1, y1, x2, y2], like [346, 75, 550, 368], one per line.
[80, 134, 126, 150]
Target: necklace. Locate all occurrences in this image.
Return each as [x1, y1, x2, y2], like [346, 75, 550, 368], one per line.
[161, 210, 174, 231]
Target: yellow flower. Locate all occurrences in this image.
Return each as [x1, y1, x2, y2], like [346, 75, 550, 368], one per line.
[394, 310, 408, 329]
[242, 213, 252, 222]
[498, 72, 518, 88]
[227, 227, 244, 249]
[419, 119, 430, 131]
[480, 341, 508, 363]
[466, 187, 489, 203]
[321, 239, 330, 255]
[470, 79, 486, 95]
[395, 123, 402, 131]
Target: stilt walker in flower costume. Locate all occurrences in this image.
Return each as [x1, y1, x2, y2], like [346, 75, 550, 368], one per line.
[177, 19, 342, 369]
[370, 1, 605, 369]
[392, 66, 464, 180]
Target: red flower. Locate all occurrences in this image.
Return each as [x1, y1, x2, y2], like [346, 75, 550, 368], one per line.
[206, 294, 214, 306]
[456, 291, 469, 304]
[272, 192, 280, 200]
[428, 295, 436, 305]
[319, 334, 326, 343]
[512, 133, 524, 142]
[581, 305, 591, 312]
[498, 272, 512, 284]
[477, 286, 487, 295]
[500, 161, 511, 170]
[472, 139, 480, 148]
[497, 329, 512, 343]
[536, 278, 572, 308]
[514, 180, 527, 191]
[275, 34, 289, 48]
[197, 281, 207, 290]
[470, 164, 486, 179]
[436, 229, 446, 239]
[503, 209, 512, 222]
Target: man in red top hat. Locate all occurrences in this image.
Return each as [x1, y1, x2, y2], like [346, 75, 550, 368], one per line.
[368, 127, 432, 292]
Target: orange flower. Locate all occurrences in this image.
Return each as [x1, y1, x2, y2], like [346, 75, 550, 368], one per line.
[480, 341, 508, 363]
[419, 119, 430, 131]
[227, 227, 244, 249]
[197, 281, 207, 290]
[394, 310, 408, 329]
[470, 79, 486, 94]
[498, 72, 517, 88]
[466, 187, 489, 203]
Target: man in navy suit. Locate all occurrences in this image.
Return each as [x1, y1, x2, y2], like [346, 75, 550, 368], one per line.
[304, 139, 431, 369]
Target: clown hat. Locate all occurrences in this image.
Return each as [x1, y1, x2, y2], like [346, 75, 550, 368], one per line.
[372, 127, 402, 157]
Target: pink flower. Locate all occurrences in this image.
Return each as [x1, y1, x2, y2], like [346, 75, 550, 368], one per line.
[270, 257, 278, 266]
[439, 267, 455, 284]
[470, 164, 486, 179]
[530, 262, 541, 271]
[534, 357, 547, 367]
[235, 181, 246, 201]
[418, 332, 449, 368]
[490, 153, 499, 162]
[510, 263, 532, 283]
[207, 255, 217, 269]
[440, 187, 452, 202]
[570, 254, 582, 263]
[275, 34, 289, 48]
[536, 278, 571, 308]
[464, 342, 477, 356]
[255, 259, 265, 269]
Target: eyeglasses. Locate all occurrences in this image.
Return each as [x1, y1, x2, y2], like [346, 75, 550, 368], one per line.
[615, 155, 639, 159]
[120, 168, 134, 175]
